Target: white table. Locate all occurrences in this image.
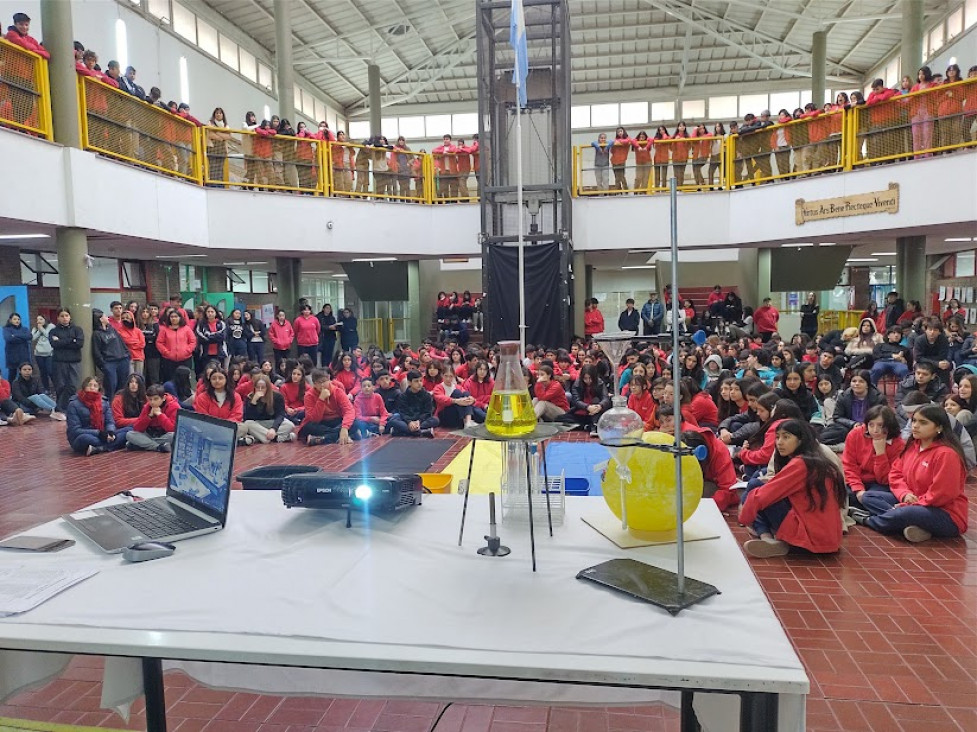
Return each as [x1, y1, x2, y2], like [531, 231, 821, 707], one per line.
[0, 492, 808, 732]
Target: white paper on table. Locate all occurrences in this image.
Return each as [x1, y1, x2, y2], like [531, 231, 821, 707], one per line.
[0, 565, 98, 617]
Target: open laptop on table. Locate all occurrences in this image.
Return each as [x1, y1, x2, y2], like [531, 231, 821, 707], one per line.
[63, 410, 237, 553]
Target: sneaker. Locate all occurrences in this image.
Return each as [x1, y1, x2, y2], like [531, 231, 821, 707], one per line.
[86, 445, 106, 457]
[848, 508, 871, 526]
[238, 435, 255, 446]
[420, 428, 435, 438]
[903, 526, 932, 543]
[0, 418, 7, 426]
[307, 435, 325, 446]
[743, 538, 790, 558]
[276, 432, 297, 443]
[21, 414, 36, 424]
[51, 412, 67, 421]
[157, 443, 172, 453]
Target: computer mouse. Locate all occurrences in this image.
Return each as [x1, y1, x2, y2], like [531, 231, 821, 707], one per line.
[122, 541, 176, 563]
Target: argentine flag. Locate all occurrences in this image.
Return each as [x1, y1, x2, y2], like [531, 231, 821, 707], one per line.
[510, 0, 528, 108]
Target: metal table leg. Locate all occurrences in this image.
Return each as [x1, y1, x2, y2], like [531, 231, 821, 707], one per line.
[458, 438, 477, 546]
[541, 440, 553, 537]
[680, 690, 700, 732]
[142, 657, 167, 732]
[739, 691, 778, 732]
[524, 442, 536, 572]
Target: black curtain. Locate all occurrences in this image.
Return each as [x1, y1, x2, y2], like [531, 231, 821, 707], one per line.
[483, 241, 569, 348]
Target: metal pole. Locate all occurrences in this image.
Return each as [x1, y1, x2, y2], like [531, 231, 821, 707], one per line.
[516, 98, 526, 355]
[669, 177, 685, 596]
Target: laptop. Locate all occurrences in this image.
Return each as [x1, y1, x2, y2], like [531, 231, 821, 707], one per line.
[63, 411, 237, 553]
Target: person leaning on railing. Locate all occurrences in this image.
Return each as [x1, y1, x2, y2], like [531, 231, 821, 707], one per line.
[3, 12, 49, 130]
[589, 132, 611, 191]
[206, 107, 230, 186]
[331, 130, 353, 193]
[864, 79, 899, 162]
[652, 126, 670, 189]
[294, 121, 318, 192]
[630, 130, 653, 191]
[391, 136, 412, 198]
[936, 64, 966, 151]
[609, 126, 631, 190]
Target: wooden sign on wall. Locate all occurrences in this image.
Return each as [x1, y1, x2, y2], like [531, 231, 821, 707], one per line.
[795, 183, 899, 225]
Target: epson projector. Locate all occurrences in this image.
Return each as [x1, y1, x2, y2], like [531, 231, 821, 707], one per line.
[281, 473, 423, 514]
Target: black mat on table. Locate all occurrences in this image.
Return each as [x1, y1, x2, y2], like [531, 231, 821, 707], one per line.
[344, 439, 456, 475]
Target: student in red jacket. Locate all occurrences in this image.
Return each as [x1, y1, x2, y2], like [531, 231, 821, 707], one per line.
[193, 367, 246, 441]
[111, 373, 146, 430]
[156, 309, 197, 384]
[125, 385, 179, 452]
[858, 405, 969, 542]
[278, 364, 307, 424]
[331, 352, 361, 397]
[583, 298, 605, 338]
[532, 364, 569, 421]
[462, 359, 493, 423]
[353, 378, 388, 437]
[865, 78, 900, 160]
[739, 419, 846, 557]
[4, 13, 48, 57]
[609, 127, 631, 190]
[842, 405, 905, 511]
[685, 378, 719, 430]
[292, 304, 321, 363]
[753, 297, 780, 342]
[299, 369, 357, 445]
[626, 374, 655, 424]
[658, 403, 739, 509]
[268, 310, 294, 363]
[737, 394, 801, 479]
[432, 364, 475, 428]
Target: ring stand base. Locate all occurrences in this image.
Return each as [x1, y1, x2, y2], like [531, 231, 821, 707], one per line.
[477, 536, 511, 557]
[577, 559, 720, 616]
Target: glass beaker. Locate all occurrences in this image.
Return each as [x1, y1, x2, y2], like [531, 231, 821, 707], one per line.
[485, 341, 536, 437]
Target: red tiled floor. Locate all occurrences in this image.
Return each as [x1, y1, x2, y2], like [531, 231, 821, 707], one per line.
[0, 419, 975, 730]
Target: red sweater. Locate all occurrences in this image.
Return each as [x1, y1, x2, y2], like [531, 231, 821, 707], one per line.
[689, 391, 719, 427]
[111, 394, 143, 429]
[432, 381, 466, 416]
[194, 391, 243, 422]
[684, 422, 737, 492]
[533, 379, 569, 411]
[156, 324, 197, 363]
[890, 443, 969, 534]
[332, 369, 360, 396]
[841, 428, 905, 493]
[740, 457, 843, 553]
[463, 377, 494, 409]
[354, 391, 388, 428]
[753, 305, 780, 334]
[627, 391, 655, 424]
[300, 382, 354, 430]
[0, 378, 10, 401]
[4, 28, 49, 59]
[293, 314, 321, 347]
[738, 419, 785, 466]
[268, 319, 294, 350]
[132, 397, 179, 434]
[279, 380, 307, 410]
[584, 309, 605, 336]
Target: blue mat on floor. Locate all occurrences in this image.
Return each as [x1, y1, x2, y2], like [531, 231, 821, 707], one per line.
[544, 442, 610, 496]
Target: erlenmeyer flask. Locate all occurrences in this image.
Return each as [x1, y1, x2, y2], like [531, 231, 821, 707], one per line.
[485, 341, 536, 437]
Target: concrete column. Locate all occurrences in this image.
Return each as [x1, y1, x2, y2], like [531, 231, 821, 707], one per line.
[757, 248, 772, 303]
[407, 261, 423, 349]
[275, 257, 301, 316]
[901, 0, 924, 83]
[41, 0, 81, 147]
[571, 251, 587, 337]
[273, 0, 295, 123]
[368, 64, 382, 137]
[811, 30, 827, 109]
[896, 236, 927, 305]
[57, 228, 94, 376]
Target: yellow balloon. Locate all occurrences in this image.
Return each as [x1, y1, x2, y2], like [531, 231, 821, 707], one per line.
[603, 431, 703, 540]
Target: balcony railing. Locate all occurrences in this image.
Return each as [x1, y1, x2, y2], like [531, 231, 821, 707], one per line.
[0, 38, 52, 140]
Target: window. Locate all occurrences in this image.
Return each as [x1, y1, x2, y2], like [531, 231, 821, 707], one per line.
[739, 94, 767, 115]
[955, 251, 976, 278]
[681, 99, 705, 119]
[302, 89, 316, 117]
[197, 18, 218, 57]
[885, 58, 900, 88]
[262, 104, 271, 122]
[252, 271, 270, 293]
[314, 100, 326, 125]
[91, 257, 122, 289]
[219, 35, 238, 70]
[570, 105, 591, 129]
[969, 0, 977, 28]
[619, 102, 648, 125]
[122, 262, 146, 288]
[115, 20, 128, 73]
[230, 269, 250, 293]
[947, 7, 964, 39]
[398, 116, 425, 138]
[590, 103, 618, 127]
[381, 117, 399, 138]
[239, 48, 256, 82]
[452, 112, 478, 135]
[147, 0, 170, 23]
[769, 91, 800, 114]
[928, 24, 944, 55]
[293, 85, 302, 113]
[424, 114, 452, 137]
[258, 63, 273, 91]
[348, 120, 371, 139]
[709, 95, 737, 120]
[178, 56, 189, 105]
[650, 101, 675, 121]
[172, 2, 195, 42]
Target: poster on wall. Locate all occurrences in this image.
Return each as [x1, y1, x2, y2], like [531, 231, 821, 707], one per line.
[0, 286, 30, 379]
[261, 304, 275, 323]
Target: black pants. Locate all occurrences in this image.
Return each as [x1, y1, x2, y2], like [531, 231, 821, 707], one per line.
[160, 357, 192, 386]
[53, 360, 81, 412]
[247, 341, 265, 364]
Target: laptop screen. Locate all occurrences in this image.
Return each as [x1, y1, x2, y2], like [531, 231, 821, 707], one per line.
[167, 410, 236, 523]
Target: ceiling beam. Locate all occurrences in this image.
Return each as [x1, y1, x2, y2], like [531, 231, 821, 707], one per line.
[710, 0, 900, 24]
[836, 0, 901, 68]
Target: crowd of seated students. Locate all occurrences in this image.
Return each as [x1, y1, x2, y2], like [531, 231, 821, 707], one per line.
[3, 286, 970, 561]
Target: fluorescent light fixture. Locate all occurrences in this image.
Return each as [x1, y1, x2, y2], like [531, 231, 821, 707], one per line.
[0, 233, 50, 240]
[224, 262, 246, 266]
[819, 242, 837, 246]
[303, 271, 334, 275]
[945, 237, 974, 242]
[332, 274, 348, 278]
[783, 242, 814, 247]
[847, 258, 879, 263]
[245, 261, 267, 265]
[115, 19, 128, 73]
[351, 257, 397, 262]
[178, 56, 189, 105]
[870, 252, 896, 256]
[155, 254, 207, 259]
[621, 265, 656, 269]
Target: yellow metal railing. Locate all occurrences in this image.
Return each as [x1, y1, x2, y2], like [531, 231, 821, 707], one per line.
[78, 75, 201, 182]
[850, 77, 977, 167]
[326, 140, 428, 202]
[575, 135, 723, 195]
[201, 125, 322, 193]
[431, 148, 478, 203]
[358, 317, 385, 350]
[819, 310, 865, 332]
[0, 38, 52, 140]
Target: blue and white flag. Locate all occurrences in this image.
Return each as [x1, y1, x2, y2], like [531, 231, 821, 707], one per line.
[510, 0, 528, 108]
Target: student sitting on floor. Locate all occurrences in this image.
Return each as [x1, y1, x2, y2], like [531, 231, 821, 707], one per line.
[299, 369, 357, 446]
[9, 362, 55, 418]
[66, 376, 128, 456]
[626, 374, 655, 424]
[389, 371, 439, 438]
[842, 405, 905, 513]
[242, 373, 295, 444]
[126, 384, 178, 452]
[854, 405, 969, 543]
[353, 378, 388, 438]
[532, 364, 569, 422]
[111, 374, 146, 431]
[462, 359, 492, 423]
[568, 364, 611, 436]
[0, 371, 34, 425]
[432, 364, 476, 429]
[738, 419, 847, 558]
[194, 366, 248, 443]
[375, 371, 402, 414]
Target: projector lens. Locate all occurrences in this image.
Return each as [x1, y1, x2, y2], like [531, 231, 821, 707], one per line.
[354, 484, 373, 501]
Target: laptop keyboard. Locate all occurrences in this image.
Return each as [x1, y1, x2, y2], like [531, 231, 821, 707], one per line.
[106, 501, 210, 539]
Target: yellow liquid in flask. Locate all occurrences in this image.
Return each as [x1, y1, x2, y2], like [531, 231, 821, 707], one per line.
[485, 390, 536, 437]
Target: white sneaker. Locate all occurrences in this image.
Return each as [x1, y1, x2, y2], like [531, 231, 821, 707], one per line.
[22, 414, 36, 423]
[903, 526, 932, 543]
[744, 538, 790, 558]
[51, 412, 67, 421]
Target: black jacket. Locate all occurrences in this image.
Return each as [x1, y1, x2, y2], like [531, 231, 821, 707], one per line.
[377, 385, 401, 413]
[317, 312, 337, 345]
[91, 325, 129, 367]
[872, 341, 910, 363]
[570, 379, 611, 413]
[11, 374, 43, 407]
[618, 308, 640, 332]
[775, 386, 818, 420]
[243, 390, 286, 430]
[833, 385, 886, 424]
[141, 320, 160, 358]
[396, 387, 435, 422]
[800, 304, 819, 333]
[896, 375, 949, 405]
[913, 334, 949, 365]
[49, 323, 84, 363]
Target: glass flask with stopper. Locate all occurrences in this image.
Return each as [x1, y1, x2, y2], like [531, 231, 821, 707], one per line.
[485, 341, 536, 437]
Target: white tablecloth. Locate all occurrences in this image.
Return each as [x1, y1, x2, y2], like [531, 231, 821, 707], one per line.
[0, 492, 807, 731]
